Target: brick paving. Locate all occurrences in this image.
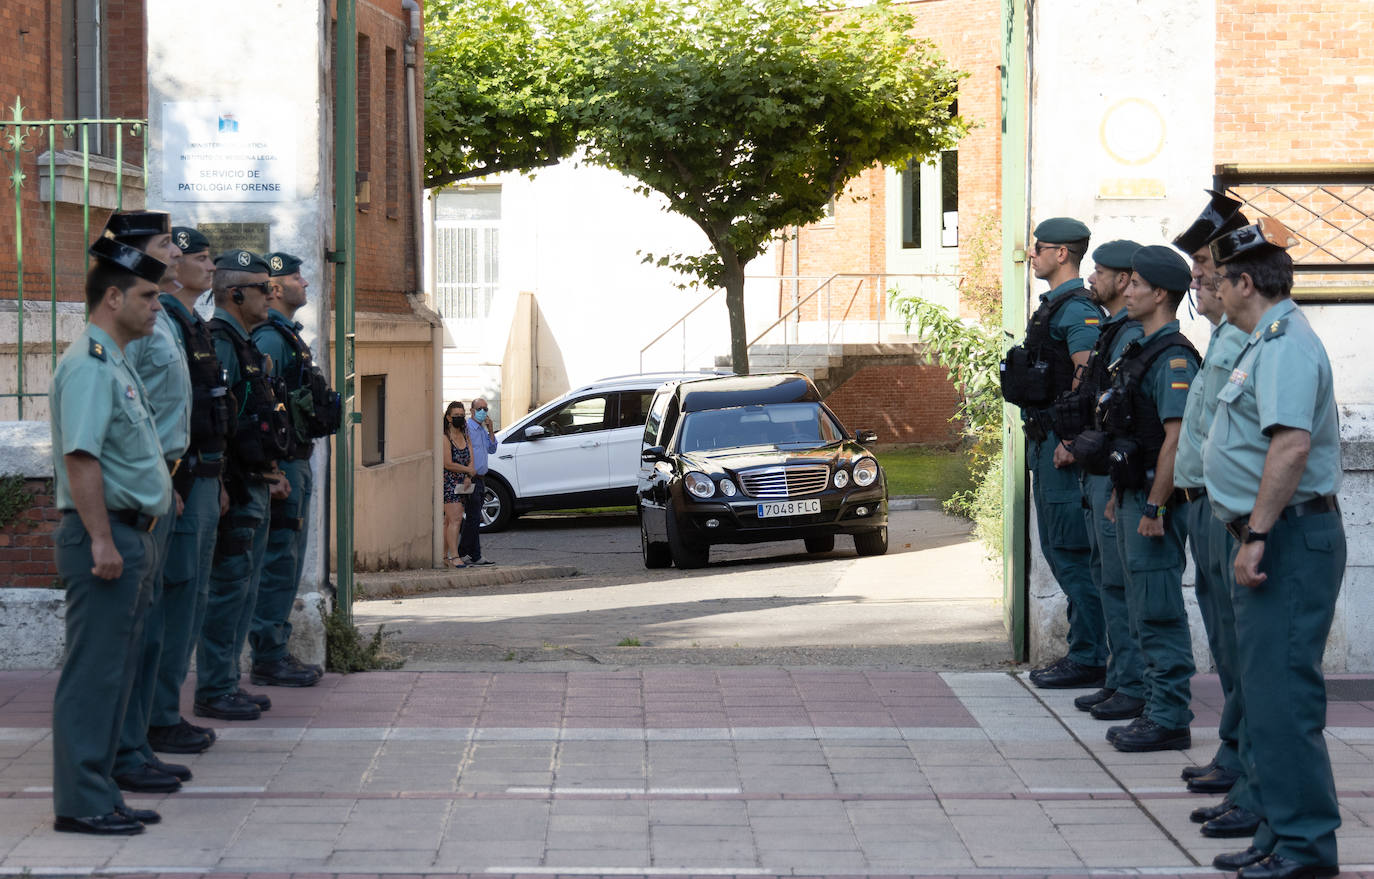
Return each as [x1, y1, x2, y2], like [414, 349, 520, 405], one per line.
[2, 669, 1374, 877]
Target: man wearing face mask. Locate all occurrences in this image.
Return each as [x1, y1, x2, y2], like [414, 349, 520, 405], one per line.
[456, 397, 499, 566]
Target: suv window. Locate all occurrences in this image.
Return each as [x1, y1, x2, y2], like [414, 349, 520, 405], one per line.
[615, 391, 655, 430]
[536, 395, 610, 436]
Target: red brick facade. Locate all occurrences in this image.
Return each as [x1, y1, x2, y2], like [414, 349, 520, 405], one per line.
[824, 364, 963, 446]
[0, 479, 61, 587]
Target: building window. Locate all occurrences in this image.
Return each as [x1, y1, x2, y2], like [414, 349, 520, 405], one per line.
[433, 187, 501, 323]
[356, 34, 372, 209]
[63, 0, 105, 151]
[360, 374, 386, 466]
[900, 149, 958, 250]
[385, 46, 399, 219]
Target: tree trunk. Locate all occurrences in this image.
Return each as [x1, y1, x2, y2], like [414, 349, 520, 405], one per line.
[722, 260, 749, 375]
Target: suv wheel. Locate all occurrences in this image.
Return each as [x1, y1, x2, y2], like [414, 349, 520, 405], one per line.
[665, 507, 709, 569]
[478, 479, 515, 532]
[854, 526, 888, 557]
[641, 514, 672, 569]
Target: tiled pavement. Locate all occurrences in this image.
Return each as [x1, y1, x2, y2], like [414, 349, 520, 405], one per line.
[3, 669, 1374, 877]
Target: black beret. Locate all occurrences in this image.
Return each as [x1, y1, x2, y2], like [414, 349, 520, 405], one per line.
[89, 237, 167, 283]
[1132, 245, 1192, 293]
[172, 226, 211, 254]
[1172, 190, 1248, 254]
[102, 210, 171, 242]
[213, 249, 271, 274]
[1033, 217, 1091, 244]
[1091, 239, 1142, 270]
[265, 252, 304, 277]
[1210, 217, 1300, 266]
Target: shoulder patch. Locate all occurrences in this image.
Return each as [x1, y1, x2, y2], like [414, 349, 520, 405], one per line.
[1263, 318, 1288, 340]
[1169, 357, 1188, 369]
[1170, 381, 1190, 390]
[88, 338, 106, 361]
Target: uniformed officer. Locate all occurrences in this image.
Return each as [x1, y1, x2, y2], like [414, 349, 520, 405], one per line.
[193, 250, 291, 721]
[1100, 245, 1198, 752]
[102, 212, 194, 796]
[247, 251, 325, 687]
[1170, 192, 1263, 839]
[1009, 217, 1108, 689]
[145, 226, 233, 754]
[1052, 239, 1148, 721]
[50, 237, 172, 834]
[1205, 218, 1345, 879]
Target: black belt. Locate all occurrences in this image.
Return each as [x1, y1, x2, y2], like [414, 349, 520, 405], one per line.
[1177, 486, 1207, 503]
[1226, 495, 1339, 541]
[61, 508, 158, 532]
[191, 457, 225, 479]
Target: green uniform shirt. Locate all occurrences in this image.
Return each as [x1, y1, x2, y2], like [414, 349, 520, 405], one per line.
[1174, 318, 1247, 489]
[1203, 298, 1342, 522]
[251, 308, 300, 382]
[1044, 279, 1103, 356]
[1137, 320, 1198, 424]
[124, 302, 191, 462]
[50, 324, 173, 516]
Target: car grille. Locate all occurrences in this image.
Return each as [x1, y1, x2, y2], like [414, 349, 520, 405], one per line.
[739, 465, 830, 499]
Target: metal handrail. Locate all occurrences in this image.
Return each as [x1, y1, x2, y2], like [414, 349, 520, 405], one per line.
[638, 286, 723, 365]
[747, 272, 955, 348]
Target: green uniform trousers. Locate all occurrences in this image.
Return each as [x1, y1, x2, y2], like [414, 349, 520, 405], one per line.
[1233, 508, 1344, 866]
[1084, 473, 1146, 699]
[51, 514, 155, 817]
[249, 457, 312, 665]
[113, 505, 177, 774]
[1115, 488, 1194, 730]
[150, 473, 221, 727]
[1186, 494, 1258, 812]
[196, 481, 270, 703]
[1030, 430, 1106, 666]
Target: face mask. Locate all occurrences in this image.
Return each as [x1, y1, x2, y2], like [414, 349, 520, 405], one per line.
[474, 409, 488, 424]
[450, 416, 464, 428]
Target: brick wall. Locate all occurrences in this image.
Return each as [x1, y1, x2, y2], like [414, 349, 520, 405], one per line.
[1215, 2, 1374, 162]
[823, 364, 963, 445]
[0, 479, 60, 588]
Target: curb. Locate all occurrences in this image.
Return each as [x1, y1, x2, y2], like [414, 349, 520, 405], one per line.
[351, 564, 580, 600]
[889, 495, 942, 512]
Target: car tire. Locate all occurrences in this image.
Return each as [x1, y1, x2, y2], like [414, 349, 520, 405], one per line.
[804, 535, 835, 554]
[478, 478, 515, 533]
[854, 527, 888, 557]
[641, 513, 672, 569]
[665, 507, 709, 569]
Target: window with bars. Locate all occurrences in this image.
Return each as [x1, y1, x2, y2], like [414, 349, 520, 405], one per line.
[433, 187, 501, 322]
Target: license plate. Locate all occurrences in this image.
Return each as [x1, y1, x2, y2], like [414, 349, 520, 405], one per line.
[757, 499, 821, 518]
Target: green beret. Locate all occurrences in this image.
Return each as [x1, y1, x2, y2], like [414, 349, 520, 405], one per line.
[1131, 245, 1192, 293]
[1091, 239, 1142, 270]
[1033, 217, 1091, 244]
[265, 252, 303, 277]
[103, 210, 171, 242]
[213, 249, 270, 274]
[172, 226, 210, 254]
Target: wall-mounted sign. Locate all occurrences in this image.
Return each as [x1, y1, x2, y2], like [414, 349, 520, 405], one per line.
[1096, 96, 1168, 200]
[162, 101, 296, 202]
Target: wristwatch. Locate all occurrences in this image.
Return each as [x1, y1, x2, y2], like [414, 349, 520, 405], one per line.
[1243, 527, 1269, 544]
[1142, 503, 1167, 520]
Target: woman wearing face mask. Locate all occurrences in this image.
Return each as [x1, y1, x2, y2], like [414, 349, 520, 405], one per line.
[442, 401, 475, 567]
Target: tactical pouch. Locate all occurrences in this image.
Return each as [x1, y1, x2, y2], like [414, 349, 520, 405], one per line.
[287, 386, 316, 445]
[1072, 429, 1113, 476]
[999, 346, 1053, 407]
[1051, 388, 1095, 440]
[1107, 437, 1147, 492]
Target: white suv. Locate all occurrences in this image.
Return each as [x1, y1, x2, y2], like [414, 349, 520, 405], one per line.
[478, 372, 725, 531]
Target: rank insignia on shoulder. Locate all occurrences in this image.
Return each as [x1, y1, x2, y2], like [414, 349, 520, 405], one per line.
[1264, 318, 1287, 339]
[88, 339, 106, 360]
[1169, 357, 1188, 369]
[1171, 381, 1190, 390]
[1084, 318, 1100, 325]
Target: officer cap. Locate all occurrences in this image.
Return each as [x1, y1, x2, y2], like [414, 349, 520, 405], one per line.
[1172, 190, 1248, 254]
[1091, 239, 1142, 270]
[172, 226, 211, 254]
[1210, 217, 1300, 266]
[89, 236, 167, 283]
[1131, 245, 1192, 293]
[214, 249, 271, 274]
[1033, 217, 1091, 244]
[102, 210, 171, 242]
[265, 252, 303, 277]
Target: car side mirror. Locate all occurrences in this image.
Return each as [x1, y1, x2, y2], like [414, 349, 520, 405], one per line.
[524, 424, 546, 439]
[856, 429, 878, 444]
[641, 445, 667, 462]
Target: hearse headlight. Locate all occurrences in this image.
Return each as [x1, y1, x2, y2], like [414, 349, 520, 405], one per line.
[833, 469, 849, 489]
[685, 471, 716, 498]
[718, 478, 738, 497]
[853, 457, 879, 487]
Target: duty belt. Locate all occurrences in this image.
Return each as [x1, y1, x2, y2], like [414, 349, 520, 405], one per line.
[61, 508, 158, 532]
[1226, 495, 1340, 541]
[1177, 486, 1207, 504]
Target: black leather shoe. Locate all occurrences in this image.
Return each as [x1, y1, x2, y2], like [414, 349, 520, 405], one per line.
[1238, 853, 1340, 879]
[1030, 658, 1107, 690]
[185, 718, 217, 742]
[236, 688, 272, 711]
[148, 720, 213, 754]
[1111, 718, 1191, 752]
[1182, 758, 1217, 781]
[1106, 716, 1147, 744]
[1074, 688, 1115, 711]
[1028, 656, 1069, 682]
[54, 812, 145, 835]
[1214, 847, 1269, 871]
[1090, 693, 1147, 721]
[115, 804, 161, 825]
[194, 692, 262, 721]
[287, 654, 324, 678]
[1202, 806, 1262, 838]
[251, 656, 319, 688]
[1191, 799, 1234, 824]
[149, 756, 191, 782]
[1188, 764, 1241, 794]
[113, 763, 181, 794]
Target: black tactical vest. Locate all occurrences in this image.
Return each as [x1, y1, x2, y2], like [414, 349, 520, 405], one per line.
[163, 298, 234, 456]
[1050, 316, 1134, 440]
[1097, 332, 1200, 491]
[261, 317, 342, 457]
[209, 317, 292, 472]
[1000, 287, 1101, 408]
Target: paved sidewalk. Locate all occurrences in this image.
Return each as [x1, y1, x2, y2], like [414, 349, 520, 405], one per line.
[2, 668, 1374, 877]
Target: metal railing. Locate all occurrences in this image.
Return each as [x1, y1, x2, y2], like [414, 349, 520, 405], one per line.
[1216, 163, 1374, 302]
[0, 98, 147, 419]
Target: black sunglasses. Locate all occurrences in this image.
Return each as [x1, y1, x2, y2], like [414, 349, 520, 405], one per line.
[233, 282, 271, 295]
